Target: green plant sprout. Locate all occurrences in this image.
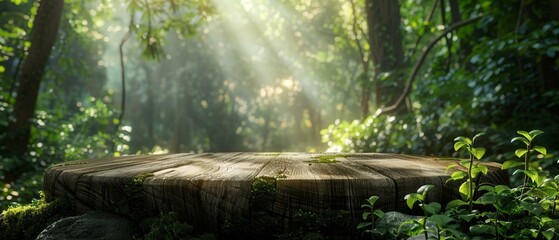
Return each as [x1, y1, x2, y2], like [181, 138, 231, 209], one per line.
[448, 132, 488, 213]
[502, 130, 547, 190]
[404, 185, 439, 239]
[357, 196, 385, 239]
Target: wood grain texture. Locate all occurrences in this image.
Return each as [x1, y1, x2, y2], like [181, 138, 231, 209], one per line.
[43, 153, 508, 231]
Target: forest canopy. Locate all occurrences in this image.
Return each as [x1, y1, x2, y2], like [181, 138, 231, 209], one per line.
[1, 0, 558, 209]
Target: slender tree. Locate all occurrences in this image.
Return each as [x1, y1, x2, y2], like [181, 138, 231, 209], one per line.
[4, 0, 64, 156]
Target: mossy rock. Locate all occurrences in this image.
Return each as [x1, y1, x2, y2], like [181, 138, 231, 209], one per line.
[36, 211, 135, 240]
[0, 195, 71, 240]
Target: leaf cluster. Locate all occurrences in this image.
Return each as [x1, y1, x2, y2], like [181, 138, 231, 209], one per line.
[360, 130, 559, 239]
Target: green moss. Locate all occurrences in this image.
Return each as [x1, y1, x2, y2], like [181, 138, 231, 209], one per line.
[255, 152, 282, 157]
[115, 172, 155, 218]
[251, 176, 276, 200]
[54, 160, 89, 167]
[139, 212, 215, 240]
[305, 154, 347, 164]
[0, 193, 70, 240]
[133, 172, 155, 186]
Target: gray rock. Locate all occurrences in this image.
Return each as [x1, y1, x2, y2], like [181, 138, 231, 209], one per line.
[376, 211, 421, 229]
[35, 211, 135, 240]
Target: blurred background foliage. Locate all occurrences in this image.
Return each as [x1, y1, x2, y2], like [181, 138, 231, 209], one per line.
[1, 0, 558, 210]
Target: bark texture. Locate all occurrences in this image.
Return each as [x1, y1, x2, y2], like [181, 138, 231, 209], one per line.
[5, 0, 64, 156]
[44, 152, 509, 232]
[365, 0, 405, 111]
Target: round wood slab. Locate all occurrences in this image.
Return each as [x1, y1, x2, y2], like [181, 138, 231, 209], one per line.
[43, 153, 508, 231]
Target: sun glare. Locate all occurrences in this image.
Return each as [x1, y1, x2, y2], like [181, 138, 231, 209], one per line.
[207, 0, 326, 112]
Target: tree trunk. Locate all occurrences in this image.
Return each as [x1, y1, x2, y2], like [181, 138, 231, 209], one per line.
[365, 0, 405, 110]
[551, 0, 559, 21]
[44, 153, 509, 233]
[4, 0, 64, 156]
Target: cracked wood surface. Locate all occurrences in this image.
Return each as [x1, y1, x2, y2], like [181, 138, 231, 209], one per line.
[43, 152, 508, 231]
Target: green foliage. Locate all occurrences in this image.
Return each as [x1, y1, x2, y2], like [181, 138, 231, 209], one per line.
[448, 132, 488, 212]
[503, 130, 548, 189]
[396, 184, 465, 239]
[280, 209, 351, 240]
[115, 171, 154, 219]
[360, 131, 559, 239]
[0, 92, 130, 210]
[357, 196, 386, 238]
[0, 193, 70, 240]
[139, 212, 215, 240]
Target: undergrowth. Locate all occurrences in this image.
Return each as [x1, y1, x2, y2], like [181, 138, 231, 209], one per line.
[359, 130, 559, 239]
[0, 192, 71, 240]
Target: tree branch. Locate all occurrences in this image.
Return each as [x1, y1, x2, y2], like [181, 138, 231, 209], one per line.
[115, 13, 135, 133]
[349, 0, 368, 67]
[409, 0, 438, 58]
[379, 15, 482, 115]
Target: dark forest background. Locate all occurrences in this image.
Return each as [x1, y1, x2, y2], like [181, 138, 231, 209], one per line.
[1, 0, 558, 210]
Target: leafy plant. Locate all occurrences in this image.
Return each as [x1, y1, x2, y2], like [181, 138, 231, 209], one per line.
[359, 130, 559, 239]
[447, 132, 488, 212]
[502, 130, 547, 189]
[404, 185, 439, 239]
[357, 196, 385, 239]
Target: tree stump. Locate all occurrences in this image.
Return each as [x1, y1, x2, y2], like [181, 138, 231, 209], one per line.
[43, 153, 508, 232]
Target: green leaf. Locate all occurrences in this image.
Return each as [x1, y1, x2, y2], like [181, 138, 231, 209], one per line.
[515, 149, 528, 158]
[524, 169, 540, 183]
[428, 214, 454, 227]
[460, 160, 471, 168]
[478, 185, 495, 193]
[373, 209, 384, 218]
[405, 193, 422, 209]
[459, 181, 476, 200]
[512, 169, 523, 176]
[417, 184, 434, 194]
[511, 136, 529, 145]
[470, 224, 496, 236]
[471, 147, 486, 160]
[533, 146, 547, 155]
[542, 228, 554, 240]
[502, 160, 525, 170]
[494, 185, 511, 194]
[521, 201, 544, 215]
[446, 199, 468, 209]
[450, 171, 467, 181]
[454, 141, 467, 151]
[472, 164, 488, 178]
[459, 213, 477, 222]
[362, 211, 371, 220]
[540, 216, 553, 225]
[529, 130, 544, 139]
[0, 65, 5, 73]
[517, 131, 532, 141]
[366, 196, 379, 206]
[476, 193, 496, 205]
[472, 132, 486, 143]
[454, 136, 472, 145]
[521, 228, 539, 238]
[446, 163, 459, 172]
[422, 202, 441, 215]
